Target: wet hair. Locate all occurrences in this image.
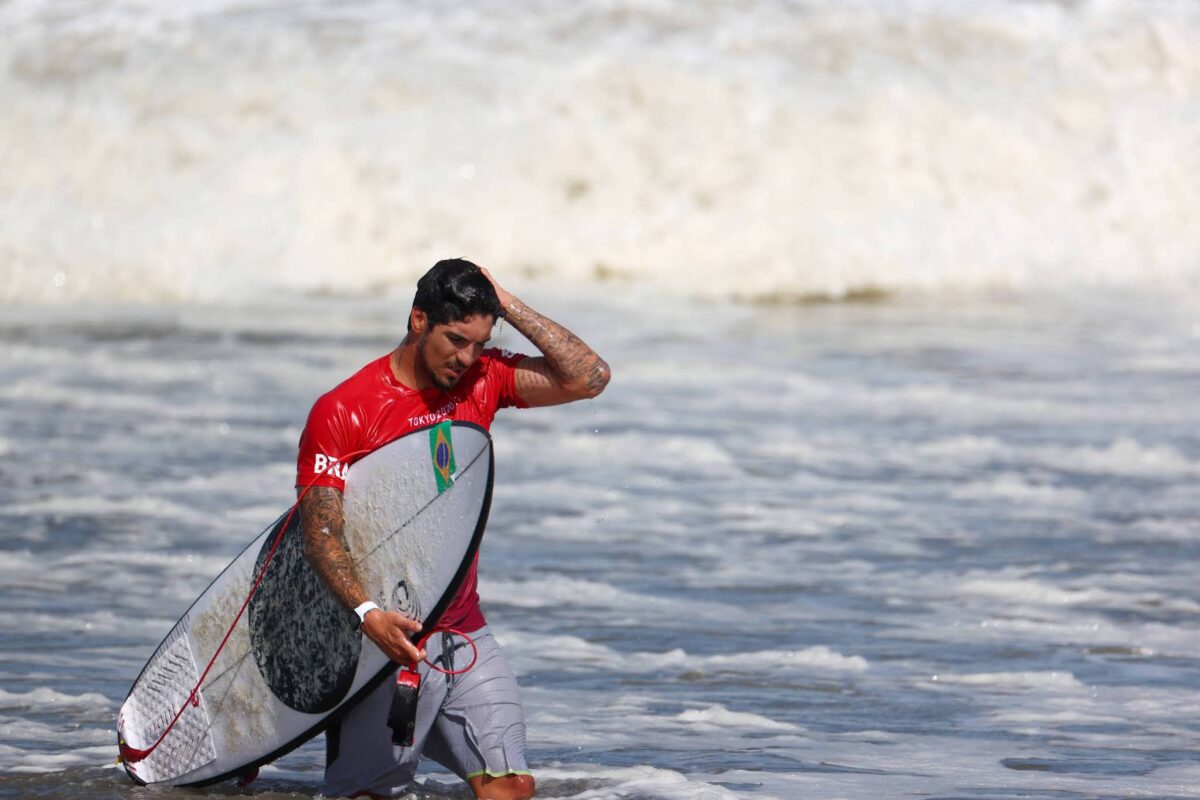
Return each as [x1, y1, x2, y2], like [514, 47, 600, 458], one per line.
[409, 259, 502, 332]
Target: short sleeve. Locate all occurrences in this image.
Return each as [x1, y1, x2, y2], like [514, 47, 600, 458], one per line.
[484, 348, 530, 410]
[295, 393, 356, 491]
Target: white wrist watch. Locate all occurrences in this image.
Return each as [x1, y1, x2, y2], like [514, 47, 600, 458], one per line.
[352, 601, 380, 630]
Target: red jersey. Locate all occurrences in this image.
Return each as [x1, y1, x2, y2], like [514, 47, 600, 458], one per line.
[296, 348, 528, 632]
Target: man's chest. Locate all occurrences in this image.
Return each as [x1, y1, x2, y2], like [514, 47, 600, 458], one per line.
[354, 391, 493, 448]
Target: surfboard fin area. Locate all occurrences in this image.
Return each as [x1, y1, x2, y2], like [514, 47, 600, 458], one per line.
[117, 626, 217, 783]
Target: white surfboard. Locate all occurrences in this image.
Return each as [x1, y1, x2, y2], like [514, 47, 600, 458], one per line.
[117, 421, 493, 786]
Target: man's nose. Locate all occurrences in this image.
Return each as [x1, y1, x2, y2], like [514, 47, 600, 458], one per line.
[456, 346, 479, 368]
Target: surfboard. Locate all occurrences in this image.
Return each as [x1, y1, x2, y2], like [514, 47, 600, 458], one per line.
[117, 420, 493, 786]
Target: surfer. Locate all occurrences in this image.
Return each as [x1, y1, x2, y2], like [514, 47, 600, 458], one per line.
[296, 259, 610, 799]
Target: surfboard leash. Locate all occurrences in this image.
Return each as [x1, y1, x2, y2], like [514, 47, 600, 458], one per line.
[119, 448, 377, 768]
[417, 627, 479, 676]
[119, 490, 311, 767]
[388, 627, 480, 748]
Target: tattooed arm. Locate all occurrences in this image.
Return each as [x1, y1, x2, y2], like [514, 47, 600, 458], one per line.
[299, 485, 426, 664]
[482, 268, 612, 407]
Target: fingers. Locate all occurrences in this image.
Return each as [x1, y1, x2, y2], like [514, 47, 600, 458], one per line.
[479, 267, 514, 308]
[387, 613, 425, 663]
[392, 637, 427, 665]
[361, 610, 427, 665]
[381, 635, 425, 665]
[479, 267, 497, 291]
[390, 611, 423, 634]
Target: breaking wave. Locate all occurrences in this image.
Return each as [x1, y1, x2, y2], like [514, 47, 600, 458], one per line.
[2, 0, 1199, 304]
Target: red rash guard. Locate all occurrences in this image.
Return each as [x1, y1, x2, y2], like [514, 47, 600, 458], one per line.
[295, 348, 528, 633]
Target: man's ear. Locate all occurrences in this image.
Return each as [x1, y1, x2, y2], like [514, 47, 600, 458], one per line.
[409, 307, 428, 334]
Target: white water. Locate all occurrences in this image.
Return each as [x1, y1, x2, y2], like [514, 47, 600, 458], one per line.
[2, 0, 1200, 304]
[1, 287, 1198, 798]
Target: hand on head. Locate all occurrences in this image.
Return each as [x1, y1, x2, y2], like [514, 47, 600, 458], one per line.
[479, 267, 514, 311]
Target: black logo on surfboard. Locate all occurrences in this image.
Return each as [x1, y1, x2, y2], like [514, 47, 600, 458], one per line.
[389, 580, 422, 621]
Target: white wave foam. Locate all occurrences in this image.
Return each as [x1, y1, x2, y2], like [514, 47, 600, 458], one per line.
[1034, 438, 1200, 479]
[496, 630, 868, 676]
[959, 577, 1100, 606]
[950, 473, 1089, 508]
[552, 431, 738, 475]
[690, 646, 869, 674]
[929, 609, 1200, 660]
[3, 0, 1200, 304]
[1, 745, 116, 774]
[956, 575, 1200, 614]
[674, 704, 798, 732]
[0, 716, 113, 744]
[930, 670, 1086, 692]
[899, 436, 1200, 481]
[479, 575, 737, 620]
[8, 493, 208, 522]
[0, 688, 113, 711]
[988, 708, 1126, 726]
[908, 436, 1010, 471]
[536, 763, 748, 800]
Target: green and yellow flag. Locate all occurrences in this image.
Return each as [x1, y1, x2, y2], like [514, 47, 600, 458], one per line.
[428, 421, 456, 493]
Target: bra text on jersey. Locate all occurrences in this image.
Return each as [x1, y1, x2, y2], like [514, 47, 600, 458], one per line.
[313, 453, 349, 480]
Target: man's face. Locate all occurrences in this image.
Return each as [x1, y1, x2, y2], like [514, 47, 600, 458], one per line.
[415, 312, 495, 390]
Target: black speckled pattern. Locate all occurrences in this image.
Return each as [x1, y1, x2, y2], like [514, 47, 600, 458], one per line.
[247, 514, 361, 714]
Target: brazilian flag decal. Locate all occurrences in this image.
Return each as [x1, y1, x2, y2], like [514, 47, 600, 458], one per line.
[429, 421, 456, 494]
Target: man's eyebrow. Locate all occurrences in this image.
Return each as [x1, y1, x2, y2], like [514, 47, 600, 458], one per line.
[452, 332, 490, 345]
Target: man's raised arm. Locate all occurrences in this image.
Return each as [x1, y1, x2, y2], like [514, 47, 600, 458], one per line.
[299, 485, 426, 663]
[483, 269, 612, 408]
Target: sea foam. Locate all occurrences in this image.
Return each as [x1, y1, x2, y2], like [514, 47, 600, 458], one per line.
[2, 0, 1199, 304]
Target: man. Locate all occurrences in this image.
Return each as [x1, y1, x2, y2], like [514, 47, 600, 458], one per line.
[295, 259, 610, 799]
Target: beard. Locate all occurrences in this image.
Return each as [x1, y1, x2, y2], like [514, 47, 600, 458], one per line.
[417, 333, 461, 391]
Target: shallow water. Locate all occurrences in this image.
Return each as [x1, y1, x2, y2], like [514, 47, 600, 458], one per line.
[1, 287, 1198, 798]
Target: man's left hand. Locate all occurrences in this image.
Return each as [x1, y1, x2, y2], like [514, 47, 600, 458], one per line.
[480, 267, 515, 311]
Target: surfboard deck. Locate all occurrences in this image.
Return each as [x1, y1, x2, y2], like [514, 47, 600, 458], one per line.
[117, 421, 493, 786]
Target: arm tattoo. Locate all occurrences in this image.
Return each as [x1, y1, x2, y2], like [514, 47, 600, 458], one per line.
[299, 485, 367, 609]
[504, 299, 611, 397]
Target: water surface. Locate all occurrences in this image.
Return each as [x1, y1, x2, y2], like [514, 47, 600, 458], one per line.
[2, 288, 1198, 798]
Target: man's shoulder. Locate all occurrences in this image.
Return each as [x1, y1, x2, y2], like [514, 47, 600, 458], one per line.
[308, 355, 390, 415]
[325, 355, 390, 396]
[461, 348, 527, 394]
[480, 346, 526, 366]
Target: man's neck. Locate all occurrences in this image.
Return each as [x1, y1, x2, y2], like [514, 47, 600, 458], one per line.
[389, 339, 431, 391]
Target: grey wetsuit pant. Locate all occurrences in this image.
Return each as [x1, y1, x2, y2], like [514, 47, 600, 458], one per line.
[322, 627, 529, 798]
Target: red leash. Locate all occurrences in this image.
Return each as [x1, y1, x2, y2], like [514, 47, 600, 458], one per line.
[417, 627, 479, 676]
[121, 448, 376, 767]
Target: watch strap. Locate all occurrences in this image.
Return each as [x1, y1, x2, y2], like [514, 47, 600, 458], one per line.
[353, 601, 381, 630]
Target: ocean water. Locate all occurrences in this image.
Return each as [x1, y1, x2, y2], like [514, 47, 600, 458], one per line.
[3, 0, 1200, 797]
[1, 285, 1198, 799]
